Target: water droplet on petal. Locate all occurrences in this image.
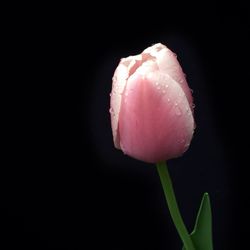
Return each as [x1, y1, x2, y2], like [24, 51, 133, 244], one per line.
[166, 84, 169, 88]
[178, 138, 185, 144]
[175, 106, 182, 116]
[184, 142, 190, 150]
[167, 98, 170, 102]
[162, 89, 166, 94]
[109, 107, 114, 114]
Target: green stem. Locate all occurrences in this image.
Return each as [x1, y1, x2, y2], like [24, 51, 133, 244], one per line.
[156, 161, 195, 250]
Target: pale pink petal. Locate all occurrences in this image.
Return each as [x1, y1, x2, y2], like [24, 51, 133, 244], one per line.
[110, 54, 157, 148]
[118, 68, 194, 163]
[143, 43, 193, 107]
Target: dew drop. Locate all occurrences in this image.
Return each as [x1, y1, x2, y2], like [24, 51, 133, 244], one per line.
[109, 107, 113, 114]
[162, 89, 166, 94]
[184, 142, 190, 149]
[167, 98, 170, 102]
[175, 106, 182, 116]
[178, 138, 185, 144]
[155, 82, 159, 86]
[166, 84, 169, 88]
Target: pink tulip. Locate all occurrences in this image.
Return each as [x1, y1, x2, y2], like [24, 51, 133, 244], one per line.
[110, 43, 195, 163]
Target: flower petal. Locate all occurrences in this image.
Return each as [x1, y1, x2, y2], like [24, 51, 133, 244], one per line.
[143, 43, 193, 108]
[118, 68, 194, 163]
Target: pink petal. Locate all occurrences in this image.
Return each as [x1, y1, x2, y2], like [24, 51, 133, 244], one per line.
[110, 54, 156, 148]
[118, 67, 194, 163]
[143, 43, 193, 108]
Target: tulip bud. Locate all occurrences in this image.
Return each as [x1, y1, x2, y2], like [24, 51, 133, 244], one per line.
[110, 43, 195, 163]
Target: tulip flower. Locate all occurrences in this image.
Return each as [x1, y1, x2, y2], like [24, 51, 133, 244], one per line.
[109, 43, 213, 250]
[110, 43, 195, 163]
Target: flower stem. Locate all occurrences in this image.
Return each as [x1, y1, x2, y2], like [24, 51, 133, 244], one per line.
[156, 161, 195, 250]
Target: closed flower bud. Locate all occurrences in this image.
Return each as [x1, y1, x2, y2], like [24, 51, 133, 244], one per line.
[110, 43, 195, 163]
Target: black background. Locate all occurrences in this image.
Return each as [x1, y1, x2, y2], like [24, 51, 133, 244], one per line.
[2, 2, 249, 249]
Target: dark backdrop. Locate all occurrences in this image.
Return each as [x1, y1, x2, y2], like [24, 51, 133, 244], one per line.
[2, 2, 249, 249]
